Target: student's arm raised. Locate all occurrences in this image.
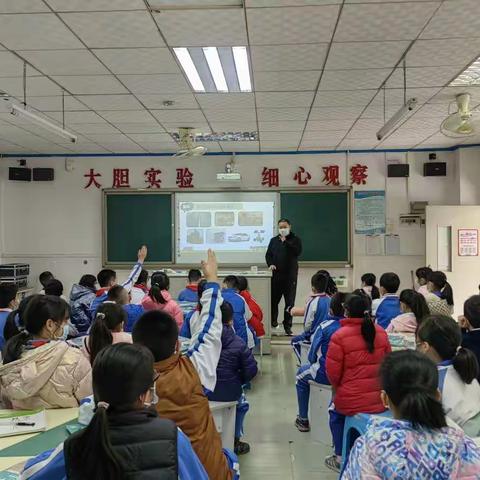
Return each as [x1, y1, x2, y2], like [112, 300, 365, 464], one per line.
[186, 249, 223, 392]
[121, 245, 147, 292]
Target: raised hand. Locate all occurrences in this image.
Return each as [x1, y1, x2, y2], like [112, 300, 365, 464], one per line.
[201, 249, 218, 283]
[137, 245, 148, 263]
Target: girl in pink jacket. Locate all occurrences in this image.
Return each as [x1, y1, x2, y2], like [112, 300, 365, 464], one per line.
[386, 289, 430, 334]
[141, 272, 183, 328]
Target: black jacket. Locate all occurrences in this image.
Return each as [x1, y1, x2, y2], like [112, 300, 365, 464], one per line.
[265, 233, 302, 275]
[65, 409, 178, 480]
[463, 329, 480, 381]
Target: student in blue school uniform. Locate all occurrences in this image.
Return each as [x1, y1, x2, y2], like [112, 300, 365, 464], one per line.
[371, 272, 401, 329]
[179, 280, 207, 339]
[178, 269, 203, 303]
[21, 343, 208, 480]
[106, 285, 144, 333]
[461, 295, 480, 379]
[291, 271, 331, 362]
[0, 283, 18, 350]
[222, 275, 256, 349]
[294, 292, 346, 432]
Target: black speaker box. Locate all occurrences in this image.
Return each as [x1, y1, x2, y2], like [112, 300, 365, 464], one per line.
[388, 164, 410, 178]
[9, 167, 31, 181]
[424, 162, 447, 177]
[33, 168, 54, 181]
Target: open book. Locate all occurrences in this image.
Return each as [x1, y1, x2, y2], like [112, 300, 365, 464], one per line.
[0, 408, 47, 438]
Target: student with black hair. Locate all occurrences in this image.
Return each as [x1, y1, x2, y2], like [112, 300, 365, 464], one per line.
[38, 271, 54, 294]
[179, 279, 207, 339]
[361, 273, 380, 300]
[318, 269, 338, 297]
[107, 285, 145, 333]
[415, 266, 433, 296]
[342, 350, 480, 479]
[21, 343, 209, 480]
[417, 315, 480, 436]
[372, 272, 401, 329]
[178, 268, 203, 303]
[0, 295, 92, 408]
[295, 292, 346, 433]
[44, 279, 64, 298]
[130, 268, 149, 305]
[237, 276, 265, 338]
[325, 294, 391, 472]
[461, 295, 480, 378]
[70, 274, 97, 334]
[386, 289, 430, 333]
[3, 295, 32, 343]
[425, 270, 455, 316]
[0, 283, 18, 350]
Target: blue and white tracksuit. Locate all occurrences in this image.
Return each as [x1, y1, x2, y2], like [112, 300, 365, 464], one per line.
[372, 294, 401, 330]
[221, 288, 256, 349]
[295, 315, 342, 420]
[291, 294, 331, 361]
[89, 261, 143, 321]
[20, 429, 209, 480]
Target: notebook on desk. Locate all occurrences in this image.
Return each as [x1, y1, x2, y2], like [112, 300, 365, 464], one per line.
[0, 409, 47, 438]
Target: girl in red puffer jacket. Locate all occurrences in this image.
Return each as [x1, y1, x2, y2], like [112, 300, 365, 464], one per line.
[325, 293, 391, 472]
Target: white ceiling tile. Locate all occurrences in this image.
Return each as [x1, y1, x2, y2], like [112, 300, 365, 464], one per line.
[52, 75, 128, 95]
[0, 51, 28, 77]
[117, 122, 164, 134]
[256, 91, 314, 108]
[99, 110, 155, 124]
[247, 0, 341, 5]
[46, 0, 145, 11]
[137, 94, 198, 109]
[118, 74, 190, 94]
[313, 90, 377, 108]
[251, 44, 328, 72]
[387, 66, 463, 89]
[151, 109, 206, 124]
[338, 139, 379, 149]
[60, 11, 164, 48]
[320, 69, 393, 91]
[140, 142, 178, 153]
[260, 141, 299, 151]
[47, 110, 105, 123]
[203, 108, 256, 123]
[0, 1, 49, 12]
[0, 76, 61, 96]
[24, 95, 89, 112]
[219, 141, 260, 152]
[261, 131, 303, 142]
[254, 71, 319, 92]
[335, 2, 440, 42]
[64, 142, 109, 153]
[69, 123, 120, 134]
[326, 41, 409, 70]
[128, 133, 175, 143]
[259, 121, 305, 132]
[421, 0, 480, 39]
[299, 143, 337, 151]
[305, 119, 353, 131]
[195, 93, 255, 110]
[302, 130, 347, 142]
[0, 14, 82, 50]
[163, 123, 211, 134]
[257, 108, 309, 122]
[93, 48, 179, 75]
[383, 87, 441, 105]
[345, 128, 380, 140]
[210, 122, 256, 132]
[83, 132, 140, 142]
[99, 143, 146, 153]
[414, 103, 451, 118]
[310, 106, 363, 120]
[346, 0, 435, 2]
[77, 94, 143, 111]
[20, 50, 109, 76]
[248, 5, 339, 45]
[429, 86, 480, 105]
[153, 9, 247, 46]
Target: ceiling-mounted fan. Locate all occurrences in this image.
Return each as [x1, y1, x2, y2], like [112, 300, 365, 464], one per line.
[173, 127, 207, 158]
[441, 93, 480, 138]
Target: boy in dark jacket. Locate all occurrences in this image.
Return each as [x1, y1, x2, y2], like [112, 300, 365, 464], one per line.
[461, 295, 480, 380]
[207, 301, 258, 455]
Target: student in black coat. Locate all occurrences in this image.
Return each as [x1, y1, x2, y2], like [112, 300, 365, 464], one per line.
[461, 295, 480, 380]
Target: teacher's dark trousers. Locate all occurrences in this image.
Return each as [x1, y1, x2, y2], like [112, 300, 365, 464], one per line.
[271, 272, 297, 331]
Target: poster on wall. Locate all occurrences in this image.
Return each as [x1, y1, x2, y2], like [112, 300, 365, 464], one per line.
[354, 191, 386, 234]
[458, 229, 478, 256]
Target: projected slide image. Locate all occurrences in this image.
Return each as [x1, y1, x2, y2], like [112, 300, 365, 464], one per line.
[187, 229, 204, 245]
[215, 211, 235, 226]
[238, 211, 263, 226]
[206, 229, 226, 244]
[186, 211, 211, 228]
[228, 233, 250, 242]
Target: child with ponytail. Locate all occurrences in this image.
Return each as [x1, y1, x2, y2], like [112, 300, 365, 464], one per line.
[425, 271, 454, 316]
[417, 315, 480, 436]
[342, 350, 480, 479]
[386, 288, 430, 333]
[325, 294, 391, 472]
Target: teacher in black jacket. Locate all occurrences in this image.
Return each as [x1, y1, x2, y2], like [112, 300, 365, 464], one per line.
[265, 218, 302, 336]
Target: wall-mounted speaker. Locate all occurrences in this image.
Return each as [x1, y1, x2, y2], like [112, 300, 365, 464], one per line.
[9, 167, 31, 181]
[32, 168, 54, 181]
[387, 164, 410, 178]
[424, 162, 446, 177]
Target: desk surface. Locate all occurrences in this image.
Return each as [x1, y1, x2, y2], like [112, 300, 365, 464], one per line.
[209, 401, 238, 411]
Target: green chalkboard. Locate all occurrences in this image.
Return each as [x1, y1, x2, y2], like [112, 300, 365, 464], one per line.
[280, 191, 350, 263]
[105, 192, 173, 264]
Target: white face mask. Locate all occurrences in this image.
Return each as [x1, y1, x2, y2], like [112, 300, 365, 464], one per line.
[279, 227, 290, 237]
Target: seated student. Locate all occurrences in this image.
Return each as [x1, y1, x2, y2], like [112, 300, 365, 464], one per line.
[179, 279, 207, 339]
[342, 350, 480, 479]
[386, 288, 430, 334]
[3, 295, 32, 343]
[222, 275, 255, 350]
[141, 271, 184, 328]
[417, 315, 480, 437]
[415, 266, 433, 297]
[82, 302, 131, 364]
[178, 269, 202, 303]
[325, 294, 391, 472]
[0, 295, 92, 409]
[21, 343, 208, 480]
[107, 285, 144, 333]
[38, 271, 54, 294]
[461, 295, 480, 379]
[90, 245, 147, 319]
[295, 292, 346, 432]
[291, 272, 331, 362]
[360, 273, 380, 300]
[371, 272, 401, 329]
[237, 276, 265, 337]
[133, 250, 238, 480]
[70, 275, 97, 334]
[130, 268, 149, 305]
[207, 301, 258, 455]
[44, 279, 64, 298]
[425, 270, 454, 316]
[0, 283, 18, 350]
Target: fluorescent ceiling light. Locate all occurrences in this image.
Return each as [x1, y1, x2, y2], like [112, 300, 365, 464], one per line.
[376, 98, 417, 141]
[450, 57, 480, 86]
[173, 47, 205, 92]
[203, 47, 229, 93]
[10, 104, 77, 143]
[232, 46, 252, 92]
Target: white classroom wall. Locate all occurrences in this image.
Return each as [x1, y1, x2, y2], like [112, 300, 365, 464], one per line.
[0, 147, 469, 304]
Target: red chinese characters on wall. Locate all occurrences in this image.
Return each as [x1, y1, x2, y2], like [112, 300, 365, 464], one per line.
[112, 168, 130, 188]
[293, 166, 312, 185]
[350, 164, 368, 185]
[176, 167, 194, 188]
[144, 168, 162, 189]
[261, 167, 279, 187]
[84, 168, 102, 189]
[322, 165, 340, 186]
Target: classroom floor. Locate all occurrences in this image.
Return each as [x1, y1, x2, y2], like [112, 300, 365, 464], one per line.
[239, 342, 338, 480]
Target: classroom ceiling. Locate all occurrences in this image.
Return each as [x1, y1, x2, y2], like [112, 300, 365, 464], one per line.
[0, 0, 479, 155]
